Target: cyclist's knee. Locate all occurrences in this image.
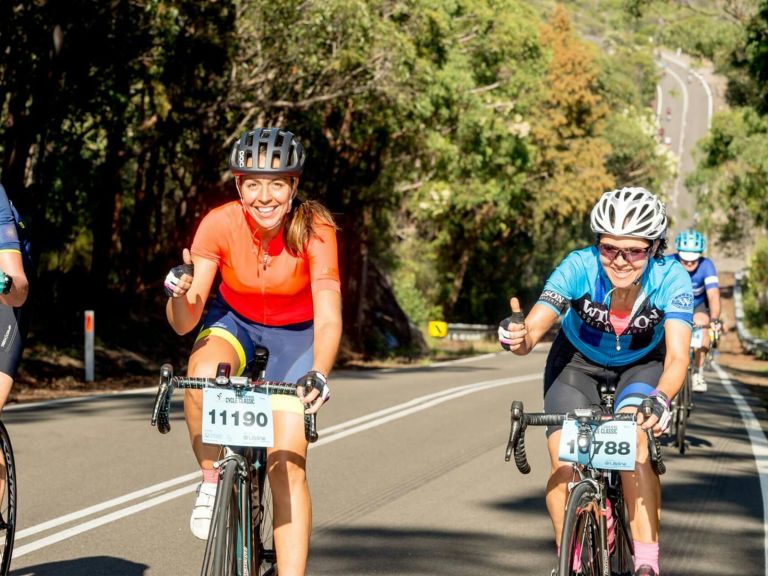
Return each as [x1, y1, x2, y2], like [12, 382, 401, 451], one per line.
[268, 451, 308, 489]
[549, 463, 573, 485]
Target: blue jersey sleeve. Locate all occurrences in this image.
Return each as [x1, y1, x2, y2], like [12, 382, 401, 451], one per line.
[699, 258, 719, 290]
[538, 250, 586, 315]
[0, 184, 20, 254]
[659, 260, 694, 327]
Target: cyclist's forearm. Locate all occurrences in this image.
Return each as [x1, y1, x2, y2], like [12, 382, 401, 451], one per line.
[659, 350, 689, 399]
[311, 319, 341, 376]
[166, 296, 202, 335]
[707, 288, 721, 321]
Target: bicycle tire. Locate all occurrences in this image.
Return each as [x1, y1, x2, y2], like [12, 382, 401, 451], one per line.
[201, 460, 239, 576]
[0, 422, 16, 576]
[558, 481, 603, 576]
[677, 370, 691, 455]
[251, 451, 278, 576]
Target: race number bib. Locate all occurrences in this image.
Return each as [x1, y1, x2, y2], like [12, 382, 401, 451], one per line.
[202, 388, 274, 447]
[690, 326, 704, 349]
[558, 419, 637, 471]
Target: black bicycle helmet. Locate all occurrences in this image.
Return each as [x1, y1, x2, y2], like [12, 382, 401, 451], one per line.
[229, 128, 305, 177]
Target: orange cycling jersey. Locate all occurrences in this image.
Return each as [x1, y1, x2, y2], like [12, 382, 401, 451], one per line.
[191, 201, 340, 326]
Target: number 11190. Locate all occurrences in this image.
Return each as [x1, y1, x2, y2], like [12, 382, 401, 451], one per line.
[208, 410, 269, 427]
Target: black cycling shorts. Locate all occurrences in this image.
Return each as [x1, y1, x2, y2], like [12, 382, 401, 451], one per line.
[693, 300, 710, 316]
[0, 304, 26, 379]
[542, 331, 664, 437]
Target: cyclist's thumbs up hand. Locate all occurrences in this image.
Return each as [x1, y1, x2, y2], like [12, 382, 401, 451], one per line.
[498, 297, 528, 352]
[164, 248, 195, 298]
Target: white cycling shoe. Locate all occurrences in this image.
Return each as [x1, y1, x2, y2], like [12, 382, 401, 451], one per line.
[692, 373, 708, 393]
[190, 482, 217, 540]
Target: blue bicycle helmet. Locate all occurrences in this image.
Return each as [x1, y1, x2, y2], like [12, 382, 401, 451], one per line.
[675, 229, 706, 261]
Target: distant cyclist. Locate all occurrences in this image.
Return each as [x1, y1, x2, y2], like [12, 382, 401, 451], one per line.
[499, 187, 693, 576]
[671, 229, 721, 392]
[164, 128, 342, 576]
[0, 183, 30, 412]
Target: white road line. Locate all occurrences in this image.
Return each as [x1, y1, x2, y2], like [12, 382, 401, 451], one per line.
[15, 471, 199, 540]
[13, 484, 199, 558]
[662, 53, 713, 128]
[13, 371, 541, 557]
[713, 363, 768, 576]
[313, 374, 539, 447]
[663, 62, 689, 210]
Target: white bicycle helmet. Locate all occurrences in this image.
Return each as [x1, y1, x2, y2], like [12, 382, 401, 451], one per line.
[590, 187, 667, 240]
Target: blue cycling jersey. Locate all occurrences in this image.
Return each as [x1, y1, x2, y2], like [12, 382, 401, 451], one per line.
[538, 246, 693, 366]
[0, 183, 31, 270]
[668, 254, 718, 307]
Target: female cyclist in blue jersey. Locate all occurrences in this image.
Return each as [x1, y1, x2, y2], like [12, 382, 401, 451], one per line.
[498, 187, 693, 576]
[164, 128, 342, 576]
[670, 229, 721, 392]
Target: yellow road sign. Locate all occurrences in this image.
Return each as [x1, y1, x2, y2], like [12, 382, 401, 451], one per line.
[428, 321, 448, 338]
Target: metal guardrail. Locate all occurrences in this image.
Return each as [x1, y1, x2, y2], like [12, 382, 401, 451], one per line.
[733, 269, 768, 358]
[446, 323, 496, 341]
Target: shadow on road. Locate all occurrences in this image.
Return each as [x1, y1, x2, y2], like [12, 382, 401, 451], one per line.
[310, 525, 552, 575]
[11, 555, 148, 576]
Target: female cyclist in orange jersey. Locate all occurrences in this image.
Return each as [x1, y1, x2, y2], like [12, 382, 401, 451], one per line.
[164, 128, 342, 576]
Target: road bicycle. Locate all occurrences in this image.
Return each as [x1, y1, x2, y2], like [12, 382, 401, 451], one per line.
[505, 385, 664, 576]
[151, 347, 318, 576]
[668, 322, 714, 455]
[0, 421, 16, 576]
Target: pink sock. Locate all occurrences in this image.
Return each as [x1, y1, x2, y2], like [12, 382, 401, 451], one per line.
[602, 498, 615, 552]
[202, 468, 219, 484]
[634, 541, 660, 574]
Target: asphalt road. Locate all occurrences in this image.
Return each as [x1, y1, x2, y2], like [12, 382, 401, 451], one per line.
[5, 351, 766, 575]
[657, 51, 744, 275]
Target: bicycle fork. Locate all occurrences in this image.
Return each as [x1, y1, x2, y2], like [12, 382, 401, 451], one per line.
[217, 450, 254, 576]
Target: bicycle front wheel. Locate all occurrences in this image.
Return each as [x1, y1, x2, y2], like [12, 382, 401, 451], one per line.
[677, 370, 691, 454]
[251, 454, 277, 576]
[201, 460, 240, 576]
[0, 422, 16, 576]
[558, 481, 604, 576]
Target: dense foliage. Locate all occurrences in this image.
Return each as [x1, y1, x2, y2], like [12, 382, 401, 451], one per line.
[0, 0, 673, 359]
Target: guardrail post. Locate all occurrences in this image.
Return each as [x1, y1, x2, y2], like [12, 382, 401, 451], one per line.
[85, 310, 94, 382]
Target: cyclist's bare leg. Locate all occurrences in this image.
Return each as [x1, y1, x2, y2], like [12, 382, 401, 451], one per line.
[268, 409, 311, 576]
[619, 421, 660, 543]
[545, 431, 571, 546]
[0, 373, 12, 414]
[693, 311, 711, 371]
[184, 335, 241, 468]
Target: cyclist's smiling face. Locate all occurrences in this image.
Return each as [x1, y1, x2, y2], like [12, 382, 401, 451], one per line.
[680, 257, 700, 272]
[239, 176, 295, 233]
[597, 234, 653, 289]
